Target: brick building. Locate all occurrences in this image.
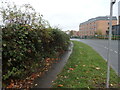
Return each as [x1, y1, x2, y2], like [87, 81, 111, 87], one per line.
[79, 16, 117, 38]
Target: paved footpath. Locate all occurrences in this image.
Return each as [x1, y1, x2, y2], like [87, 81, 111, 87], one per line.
[33, 42, 73, 88]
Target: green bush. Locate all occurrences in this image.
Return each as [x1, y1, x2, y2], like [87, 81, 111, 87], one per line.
[1, 2, 70, 83]
[51, 28, 70, 51]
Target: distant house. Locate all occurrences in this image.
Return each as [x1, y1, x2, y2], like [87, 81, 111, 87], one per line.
[79, 16, 117, 38]
[72, 31, 80, 36]
[65, 30, 80, 37]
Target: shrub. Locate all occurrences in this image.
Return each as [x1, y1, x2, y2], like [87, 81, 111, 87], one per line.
[1, 2, 70, 84]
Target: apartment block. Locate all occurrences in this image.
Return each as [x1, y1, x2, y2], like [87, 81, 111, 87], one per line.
[79, 16, 117, 38]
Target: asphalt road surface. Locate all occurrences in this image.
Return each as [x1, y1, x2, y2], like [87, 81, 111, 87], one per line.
[71, 39, 119, 76]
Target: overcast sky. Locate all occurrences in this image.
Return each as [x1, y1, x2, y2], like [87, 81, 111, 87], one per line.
[0, 0, 119, 31]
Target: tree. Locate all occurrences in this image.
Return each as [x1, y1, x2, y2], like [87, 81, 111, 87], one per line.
[0, 2, 50, 29]
[69, 30, 74, 37]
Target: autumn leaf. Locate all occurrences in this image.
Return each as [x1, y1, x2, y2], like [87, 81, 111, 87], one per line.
[67, 70, 70, 73]
[95, 67, 100, 70]
[27, 50, 31, 53]
[69, 68, 74, 70]
[83, 65, 86, 67]
[46, 58, 51, 62]
[64, 76, 67, 79]
[3, 43, 6, 47]
[56, 58, 59, 60]
[76, 77, 79, 80]
[75, 65, 78, 67]
[58, 84, 63, 87]
[35, 84, 38, 86]
[7, 83, 14, 88]
[110, 84, 113, 86]
[51, 58, 55, 60]
[46, 63, 50, 66]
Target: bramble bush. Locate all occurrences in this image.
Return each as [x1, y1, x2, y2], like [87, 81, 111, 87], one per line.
[1, 2, 70, 85]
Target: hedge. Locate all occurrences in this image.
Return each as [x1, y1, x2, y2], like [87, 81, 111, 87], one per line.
[1, 2, 70, 86]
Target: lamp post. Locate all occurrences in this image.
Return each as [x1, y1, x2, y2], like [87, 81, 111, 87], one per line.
[106, 0, 116, 88]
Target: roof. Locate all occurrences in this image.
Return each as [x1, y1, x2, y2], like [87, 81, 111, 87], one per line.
[80, 16, 117, 25]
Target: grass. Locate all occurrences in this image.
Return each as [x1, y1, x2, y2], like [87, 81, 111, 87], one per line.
[52, 41, 119, 88]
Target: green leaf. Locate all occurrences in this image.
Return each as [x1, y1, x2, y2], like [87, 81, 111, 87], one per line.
[38, 40, 41, 43]
[25, 31, 28, 35]
[3, 44, 6, 47]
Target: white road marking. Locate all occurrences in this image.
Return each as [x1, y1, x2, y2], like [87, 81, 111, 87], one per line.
[104, 46, 108, 49]
[104, 46, 118, 54]
[114, 51, 118, 53]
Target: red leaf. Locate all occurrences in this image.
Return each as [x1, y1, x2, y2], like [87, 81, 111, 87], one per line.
[69, 68, 74, 70]
[58, 84, 63, 87]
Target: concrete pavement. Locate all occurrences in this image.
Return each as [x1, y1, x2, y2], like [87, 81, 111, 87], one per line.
[33, 42, 73, 88]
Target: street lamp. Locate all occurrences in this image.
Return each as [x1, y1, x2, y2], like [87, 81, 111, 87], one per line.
[106, 0, 116, 88]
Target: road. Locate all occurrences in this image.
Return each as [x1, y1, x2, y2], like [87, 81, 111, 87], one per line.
[71, 39, 119, 76]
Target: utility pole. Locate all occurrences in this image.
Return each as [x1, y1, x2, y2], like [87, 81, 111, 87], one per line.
[106, 0, 116, 88]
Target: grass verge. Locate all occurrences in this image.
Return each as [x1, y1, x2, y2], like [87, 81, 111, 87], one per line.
[52, 41, 119, 88]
